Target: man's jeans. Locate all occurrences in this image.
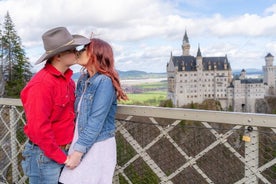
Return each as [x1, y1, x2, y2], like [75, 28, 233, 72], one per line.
[21, 142, 64, 184]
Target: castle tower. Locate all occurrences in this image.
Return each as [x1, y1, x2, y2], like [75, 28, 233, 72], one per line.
[239, 69, 246, 80]
[263, 53, 275, 88]
[196, 45, 203, 70]
[182, 30, 190, 56]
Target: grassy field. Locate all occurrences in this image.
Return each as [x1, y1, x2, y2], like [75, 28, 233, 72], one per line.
[120, 91, 167, 106]
[119, 80, 167, 106]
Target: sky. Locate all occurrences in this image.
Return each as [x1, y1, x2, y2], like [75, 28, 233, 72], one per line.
[0, 0, 276, 73]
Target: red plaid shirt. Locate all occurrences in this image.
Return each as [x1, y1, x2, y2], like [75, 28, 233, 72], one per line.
[21, 63, 75, 164]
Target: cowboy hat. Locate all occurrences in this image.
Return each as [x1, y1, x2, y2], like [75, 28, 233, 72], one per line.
[35, 27, 90, 64]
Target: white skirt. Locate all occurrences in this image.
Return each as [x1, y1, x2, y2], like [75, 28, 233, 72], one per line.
[59, 137, 116, 184]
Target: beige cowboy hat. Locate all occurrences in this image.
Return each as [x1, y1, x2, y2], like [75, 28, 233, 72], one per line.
[35, 27, 90, 64]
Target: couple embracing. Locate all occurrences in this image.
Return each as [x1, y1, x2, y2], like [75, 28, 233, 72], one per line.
[21, 27, 127, 184]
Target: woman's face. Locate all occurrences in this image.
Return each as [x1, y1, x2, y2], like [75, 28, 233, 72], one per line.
[77, 46, 90, 66]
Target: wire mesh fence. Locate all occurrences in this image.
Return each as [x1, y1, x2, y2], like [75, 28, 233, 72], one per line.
[0, 100, 276, 184]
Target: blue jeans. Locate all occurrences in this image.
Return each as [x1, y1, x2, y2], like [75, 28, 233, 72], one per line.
[21, 142, 65, 184]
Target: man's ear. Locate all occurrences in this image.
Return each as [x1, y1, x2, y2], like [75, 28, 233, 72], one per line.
[52, 55, 61, 62]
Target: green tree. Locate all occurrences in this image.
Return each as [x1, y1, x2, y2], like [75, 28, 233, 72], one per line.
[0, 23, 5, 96]
[1, 12, 32, 97]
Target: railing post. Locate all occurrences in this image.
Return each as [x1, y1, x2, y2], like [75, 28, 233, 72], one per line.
[112, 170, 120, 184]
[10, 106, 18, 183]
[244, 126, 259, 184]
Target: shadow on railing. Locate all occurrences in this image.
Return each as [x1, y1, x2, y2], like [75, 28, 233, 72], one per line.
[0, 98, 276, 184]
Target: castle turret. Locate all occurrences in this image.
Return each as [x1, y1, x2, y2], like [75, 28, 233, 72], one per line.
[239, 69, 246, 80]
[196, 45, 202, 70]
[265, 53, 274, 67]
[263, 53, 275, 89]
[182, 30, 190, 56]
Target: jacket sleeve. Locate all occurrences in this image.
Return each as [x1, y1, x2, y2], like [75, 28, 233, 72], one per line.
[73, 76, 115, 153]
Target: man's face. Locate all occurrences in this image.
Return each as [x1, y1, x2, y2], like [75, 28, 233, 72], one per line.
[59, 48, 78, 67]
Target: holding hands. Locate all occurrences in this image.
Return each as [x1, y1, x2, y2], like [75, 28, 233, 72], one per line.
[64, 151, 84, 169]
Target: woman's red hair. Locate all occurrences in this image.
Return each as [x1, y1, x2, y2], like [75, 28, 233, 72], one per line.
[86, 38, 128, 101]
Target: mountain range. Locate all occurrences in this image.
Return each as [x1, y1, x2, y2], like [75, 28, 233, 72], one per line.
[72, 70, 167, 80]
[72, 68, 263, 80]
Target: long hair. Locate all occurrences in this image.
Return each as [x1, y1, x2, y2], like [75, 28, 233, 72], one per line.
[87, 38, 128, 101]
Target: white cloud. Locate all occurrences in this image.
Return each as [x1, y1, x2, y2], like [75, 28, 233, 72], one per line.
[0, 0, 276, 72]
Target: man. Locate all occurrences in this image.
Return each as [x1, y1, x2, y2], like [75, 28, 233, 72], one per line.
[20, 27, 90, 184]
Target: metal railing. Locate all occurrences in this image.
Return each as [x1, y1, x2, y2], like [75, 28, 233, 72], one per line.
[0, 98, 276, 184]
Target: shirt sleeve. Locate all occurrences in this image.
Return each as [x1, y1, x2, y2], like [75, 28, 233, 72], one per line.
[73, 77, 115, 153]
[22, 82, 67, 164]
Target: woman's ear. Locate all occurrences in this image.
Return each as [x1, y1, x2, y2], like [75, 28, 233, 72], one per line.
[86, 51, 92, 58]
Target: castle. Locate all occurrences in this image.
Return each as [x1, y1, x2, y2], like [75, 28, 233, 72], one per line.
[167, 31, 275, 112]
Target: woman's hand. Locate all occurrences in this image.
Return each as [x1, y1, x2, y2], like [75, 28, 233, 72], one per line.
[65, 151, 84, 169]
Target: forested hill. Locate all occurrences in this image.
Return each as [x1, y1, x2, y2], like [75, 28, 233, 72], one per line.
[72, 70, 167, 80]
[72, 68, 262, 80]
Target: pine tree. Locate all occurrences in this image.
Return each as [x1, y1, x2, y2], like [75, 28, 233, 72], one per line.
[1, 12, 32, 97]
[0, 24, 5, 96]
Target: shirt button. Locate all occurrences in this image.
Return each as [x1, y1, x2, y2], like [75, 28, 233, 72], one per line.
[62, 104, 65, 107]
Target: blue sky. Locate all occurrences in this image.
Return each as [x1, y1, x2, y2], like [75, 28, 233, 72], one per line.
[0, 0, 276, 73]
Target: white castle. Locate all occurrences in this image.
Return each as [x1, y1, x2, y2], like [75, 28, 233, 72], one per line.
[167, 31, 275, 112]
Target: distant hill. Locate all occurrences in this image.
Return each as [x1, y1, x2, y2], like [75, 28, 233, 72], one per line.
[72, 68, 262, 81]
[232, 68, 262, 76]
[118, 70, 166, 79]
[72, 70, 167, 80]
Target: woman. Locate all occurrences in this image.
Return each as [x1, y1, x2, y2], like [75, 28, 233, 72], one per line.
[59, 38, 127, 184]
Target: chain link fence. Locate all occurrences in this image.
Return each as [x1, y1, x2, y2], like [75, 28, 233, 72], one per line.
[0, 100, 276, 183]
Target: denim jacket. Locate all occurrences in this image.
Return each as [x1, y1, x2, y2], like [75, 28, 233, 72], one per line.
[73, 72, 117, 154]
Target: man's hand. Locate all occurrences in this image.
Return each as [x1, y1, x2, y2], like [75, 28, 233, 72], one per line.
[65, 151, 84, 169]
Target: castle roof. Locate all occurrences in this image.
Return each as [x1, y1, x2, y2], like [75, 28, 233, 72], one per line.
[171, 55, 231, 71]
[197, 46, 202, 57]
[266, 53, 274, 57]
[183, 30, 189, 43]
[240, 79, 263, 84]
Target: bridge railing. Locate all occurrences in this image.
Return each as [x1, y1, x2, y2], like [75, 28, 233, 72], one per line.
[0, 98, 276, 184]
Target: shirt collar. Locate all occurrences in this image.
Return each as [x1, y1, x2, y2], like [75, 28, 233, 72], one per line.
[45, 63, 73, 80]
